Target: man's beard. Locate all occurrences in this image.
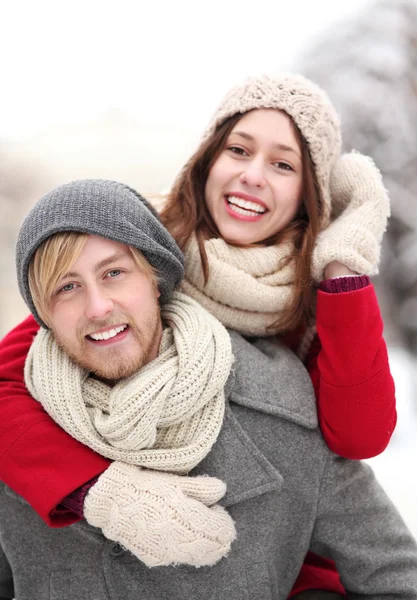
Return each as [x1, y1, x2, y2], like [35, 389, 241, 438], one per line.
[54, 308, 161, 383]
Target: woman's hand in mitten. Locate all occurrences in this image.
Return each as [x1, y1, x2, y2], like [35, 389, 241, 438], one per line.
[83, 462, 236, 568]
[312, 152, 390, 282]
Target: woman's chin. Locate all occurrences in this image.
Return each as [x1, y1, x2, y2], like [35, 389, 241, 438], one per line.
[220, 228, 266, 247]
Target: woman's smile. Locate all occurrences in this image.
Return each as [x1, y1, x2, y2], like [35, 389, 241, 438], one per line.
[224, 192, 267, 222]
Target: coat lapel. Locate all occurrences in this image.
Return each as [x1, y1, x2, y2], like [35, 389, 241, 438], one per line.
[193, 406, 283, 507]
[193, 332, 318, 507]
[227, 331, 318, 429]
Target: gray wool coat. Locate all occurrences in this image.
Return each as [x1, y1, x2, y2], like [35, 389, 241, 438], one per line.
[1, 331, 417, 600]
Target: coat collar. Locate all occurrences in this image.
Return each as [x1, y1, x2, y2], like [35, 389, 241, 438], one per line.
[226, 331, 318, 430]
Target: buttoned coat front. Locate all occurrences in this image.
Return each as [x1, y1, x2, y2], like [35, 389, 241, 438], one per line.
[1, 332, 416, 600]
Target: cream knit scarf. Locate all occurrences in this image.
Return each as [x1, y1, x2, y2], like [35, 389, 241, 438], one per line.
[24, 292, 233, 474]
[181, 235, 296, 337]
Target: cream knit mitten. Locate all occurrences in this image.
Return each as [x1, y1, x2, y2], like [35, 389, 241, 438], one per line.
[84, 462, 236, 568]
[311, 152, 390, 282]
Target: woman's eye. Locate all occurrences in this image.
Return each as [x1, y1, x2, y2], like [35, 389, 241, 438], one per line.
[274, 161, 294, 171]
[227, 146, 248, 156]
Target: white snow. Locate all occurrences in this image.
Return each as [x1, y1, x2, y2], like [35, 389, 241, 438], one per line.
[366, 347, 417, 538]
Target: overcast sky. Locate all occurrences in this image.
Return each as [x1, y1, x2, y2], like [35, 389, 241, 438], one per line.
[1, 0, 373, 139]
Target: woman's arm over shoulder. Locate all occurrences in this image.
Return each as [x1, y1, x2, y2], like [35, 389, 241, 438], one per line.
[0, 314, 39, 378]
[0, 316, 110, 527]
[307, 281, 396, 459]
[288, 552, 345, 597]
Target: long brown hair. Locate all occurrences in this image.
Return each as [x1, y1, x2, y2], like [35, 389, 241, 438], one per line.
[160, 111, 322, 332]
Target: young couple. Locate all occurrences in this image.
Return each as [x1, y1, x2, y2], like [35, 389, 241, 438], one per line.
[0, 74, 410, 599]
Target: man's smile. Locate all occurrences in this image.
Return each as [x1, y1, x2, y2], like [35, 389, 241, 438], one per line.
[86, 324, 129, 344]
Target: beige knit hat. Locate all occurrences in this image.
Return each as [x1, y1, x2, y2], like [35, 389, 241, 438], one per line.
[201, 74, 342, 228]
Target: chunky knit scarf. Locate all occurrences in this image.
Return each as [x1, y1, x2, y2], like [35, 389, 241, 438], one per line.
[24, 292, 233, 474]
[181, 235, 296, 337]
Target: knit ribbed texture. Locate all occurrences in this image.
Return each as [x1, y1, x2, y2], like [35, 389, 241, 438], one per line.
[200, 73, 342, 228]
[312, 152, 390, 281]
[320, 275, 370, 294]
[181, 234, 295, 337]
[83, 462, 236, 567]
[62, 477, 99, 518]
[24, 292, 233, 474]
[16, 179, 184, 328]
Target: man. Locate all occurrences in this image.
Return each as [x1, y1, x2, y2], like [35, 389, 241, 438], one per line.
[1, 179, 417, 599]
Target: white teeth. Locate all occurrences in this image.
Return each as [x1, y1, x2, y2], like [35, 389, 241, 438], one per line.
[227, 196, 266, 214]
[89, 325, 127, 341]
[230, 205, 256, 217]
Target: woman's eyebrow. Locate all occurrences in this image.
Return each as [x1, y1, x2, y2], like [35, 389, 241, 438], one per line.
[273, 143, 301, 158]
[230, 131, 301, 158]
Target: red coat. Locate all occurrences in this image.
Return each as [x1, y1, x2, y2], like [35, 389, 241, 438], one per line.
[0, 284, 396, 595]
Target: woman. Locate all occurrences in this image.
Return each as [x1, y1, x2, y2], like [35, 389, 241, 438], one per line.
[0, 74, 395, 598]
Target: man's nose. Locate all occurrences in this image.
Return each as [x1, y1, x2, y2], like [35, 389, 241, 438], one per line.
[84, 286, 114, 320]
[239, 157, 267, 188]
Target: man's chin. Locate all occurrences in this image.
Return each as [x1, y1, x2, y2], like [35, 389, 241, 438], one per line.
[56, 342, 145, 383]
[54, 322, 161, 383]
[88, 357, 145, 383]
[77, 349, 147, 382]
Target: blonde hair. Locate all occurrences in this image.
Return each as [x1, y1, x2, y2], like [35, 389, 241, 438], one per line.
[28, 232, 157, 325]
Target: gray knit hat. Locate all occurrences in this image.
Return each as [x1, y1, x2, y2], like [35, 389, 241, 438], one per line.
[202, 73, 342, 228]
[16, 179, 185, 327]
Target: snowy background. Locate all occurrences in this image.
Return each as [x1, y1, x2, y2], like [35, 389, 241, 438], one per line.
[368, 348, 417, 538]
[1, 0, 417, 540]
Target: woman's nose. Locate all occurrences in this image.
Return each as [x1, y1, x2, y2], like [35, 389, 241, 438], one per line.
[239, 157, 267, 188]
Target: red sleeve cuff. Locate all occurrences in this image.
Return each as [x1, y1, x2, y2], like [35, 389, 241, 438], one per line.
[319, 275, 370, 294]
[60, 475, 100, 518]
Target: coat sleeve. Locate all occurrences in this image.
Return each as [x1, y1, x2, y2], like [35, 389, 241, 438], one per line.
[310, 453, 417, 597]
[0, 315, 110, 527]
[306, 284, 396, 459]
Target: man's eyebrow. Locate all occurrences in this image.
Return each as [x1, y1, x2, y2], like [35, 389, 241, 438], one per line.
[61, 251, 129, 280]
[231, 131, 301, 158]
